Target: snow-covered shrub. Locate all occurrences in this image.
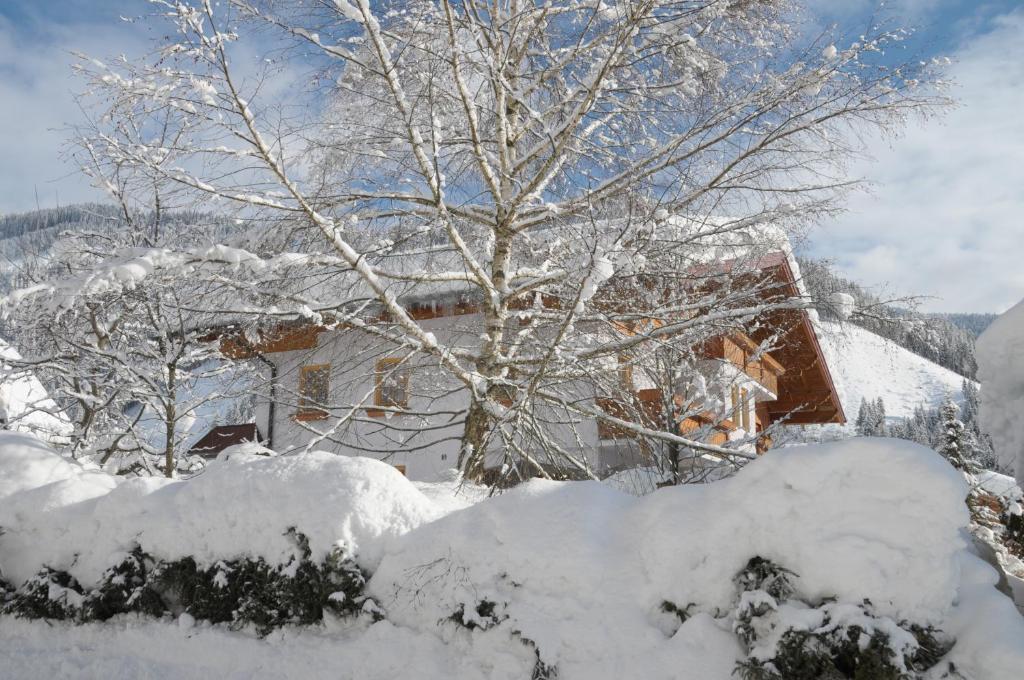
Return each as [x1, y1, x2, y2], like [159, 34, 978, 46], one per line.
[731, 557, 954, 680]
[732, 557, 797, 648]
[0, 437, 427, 634]
[447, 599, 507, 631]
[0, 431, 87, 500]
[367, 439, 1013, 677]
[659, 599, 695, 626]
[1, 531, 374, 635]
[3, 433, 1024, 677]
[0, 570, 12, 609]
[0, 442, 440, 588]
[6, 568, 85, 621]
[148, 530, 373, 635]
[82, 546, 164, 621]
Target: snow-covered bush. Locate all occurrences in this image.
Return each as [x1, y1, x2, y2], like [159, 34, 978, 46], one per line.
[367, 438, 1024, 678]
[146, 534, 374, 636]
[0, 431, 88, 499]
[6, 568, 86, 621]
[2, 432, 1024, 677]
[2, 527, 375, 635]
[731, 557, 953, 680]
[0, 436, 440, 588]
[81, 546, 164, 621]
[0, 433, 438, 633]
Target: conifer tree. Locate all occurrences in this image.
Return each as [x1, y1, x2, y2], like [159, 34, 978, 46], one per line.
[874, 398, 888, 436]
[855, 398, 871, 437]
[937, 398, 970, 471]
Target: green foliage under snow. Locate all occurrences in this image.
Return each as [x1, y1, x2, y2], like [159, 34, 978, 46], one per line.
[0, 529, 375, 636]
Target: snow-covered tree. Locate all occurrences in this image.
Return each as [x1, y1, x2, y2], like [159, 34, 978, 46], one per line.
[855, 397, 872, 436]
[0, 205, 252, 477]
[62, 0, 947, 483]
[937, 398, 970, 471]
[855, 396, 887, 437]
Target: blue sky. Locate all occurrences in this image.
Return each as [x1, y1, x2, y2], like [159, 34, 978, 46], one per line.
[0, 1, 1021, 313]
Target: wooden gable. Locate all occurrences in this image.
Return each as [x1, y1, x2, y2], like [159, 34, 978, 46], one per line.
[745, 257, 846, 426]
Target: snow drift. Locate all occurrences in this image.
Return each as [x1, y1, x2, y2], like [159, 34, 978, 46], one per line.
[0, 342, 72, 443]
[2, 434, 1023, 679]
[369, 438, 973, 677]
[0, 436, 441, 587]
[977, 297, 1024, 484]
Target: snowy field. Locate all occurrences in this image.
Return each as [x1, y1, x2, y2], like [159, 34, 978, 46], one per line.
[2, 433, 1023, 679]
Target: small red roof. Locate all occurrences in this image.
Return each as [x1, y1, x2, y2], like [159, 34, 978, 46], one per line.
[190, 423, 262, 458]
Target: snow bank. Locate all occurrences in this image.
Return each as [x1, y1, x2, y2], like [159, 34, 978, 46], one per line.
[0, 441, 441, 587]
[0, 432, 91, 499]
[370, 438, 971, 676]
[3, 434, 1023, 679]
[0, 343, 72, 442]
[977, 297, 1024, 484]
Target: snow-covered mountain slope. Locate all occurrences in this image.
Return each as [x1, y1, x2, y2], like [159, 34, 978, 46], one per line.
[816, 320, 970, 424]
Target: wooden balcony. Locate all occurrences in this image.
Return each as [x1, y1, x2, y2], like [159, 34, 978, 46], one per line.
[700, 333, 785, 395]
[597, 389, 735, 443]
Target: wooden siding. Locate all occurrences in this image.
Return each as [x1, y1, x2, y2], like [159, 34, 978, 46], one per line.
[701, 333, 785, 395]
[220, 325, 325, 358]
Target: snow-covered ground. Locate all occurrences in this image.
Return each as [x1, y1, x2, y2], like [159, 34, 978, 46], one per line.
[0, 342, 72, 443]
[2, 433, 1023, 679]
[817, 320, 969, 422]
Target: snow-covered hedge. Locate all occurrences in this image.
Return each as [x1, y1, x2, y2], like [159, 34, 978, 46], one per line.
[0, 434, 440, 587]
[2, 433, 1023, 679]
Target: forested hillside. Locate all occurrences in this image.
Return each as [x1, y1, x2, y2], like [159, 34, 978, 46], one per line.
[798, 257, 982, 379]
[932, 312, 997, 338]
[0, 204, 124, 290]
[0, 204, 227, 293]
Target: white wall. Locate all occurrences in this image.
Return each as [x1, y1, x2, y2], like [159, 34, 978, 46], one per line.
[257, 317, 768, 479]
[261, 315, 476, 480]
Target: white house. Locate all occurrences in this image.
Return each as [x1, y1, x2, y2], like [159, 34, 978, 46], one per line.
[200, 247, 844, 482]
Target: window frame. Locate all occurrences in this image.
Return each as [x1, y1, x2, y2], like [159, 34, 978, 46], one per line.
[372, 357, 411, 415]
[617, 354, 634, 391]
[296, 363, 331, 421]
[740, 388, 751, 431]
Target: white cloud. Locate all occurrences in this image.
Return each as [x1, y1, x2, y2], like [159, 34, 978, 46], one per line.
[807, 10, 1024, 313]
[0, 15, 146, 214]
[0, 10, 319, 217]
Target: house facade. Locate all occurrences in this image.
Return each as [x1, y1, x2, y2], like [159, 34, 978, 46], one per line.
[205, 248, 844, 481]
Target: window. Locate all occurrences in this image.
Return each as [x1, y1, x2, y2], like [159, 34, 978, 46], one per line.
[374, 358, 411, 412]
[493, 368, 520, 406]
[730, 384, 740, 424]
[740, 388, 751, 431]
[596, 397, 633, 440]
[618, 355, 634, 391]
[297, 364, 330, 420]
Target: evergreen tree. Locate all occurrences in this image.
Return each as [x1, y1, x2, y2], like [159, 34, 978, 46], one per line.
[854, 396, 889, 437]
[855, 398, 872, 436]
[961, 379, 980, 426]
[874, 398, 887, 436]
[937, 398, 970, 471]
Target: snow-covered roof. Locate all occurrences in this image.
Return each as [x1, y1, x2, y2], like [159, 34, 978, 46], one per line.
[0, 341, 72, 443]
